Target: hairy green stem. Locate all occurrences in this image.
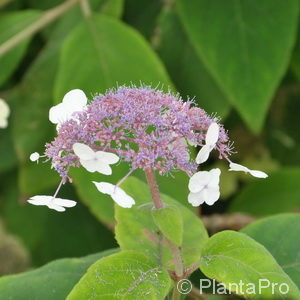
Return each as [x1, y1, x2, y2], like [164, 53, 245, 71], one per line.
[0, 0, 82, 57]
[144, 169, 163, 209]
[144, 169, 184, 281]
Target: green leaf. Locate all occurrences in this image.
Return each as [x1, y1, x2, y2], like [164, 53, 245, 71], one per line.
[101, 0, 124, 18]
[242, 213, 300, 288]
[0, 249, 118, 300]
[156, 9, 230, 117]
[200, 230, 300, 299]
[176, 0, 299, 133]
[0, 10, 41, 86]
[115, 176, 208, 267]
[67, 250, 172, 300]
[229, 168, 300, 216]
[54, 14, 172, 99]
[152, 205, 183, 246]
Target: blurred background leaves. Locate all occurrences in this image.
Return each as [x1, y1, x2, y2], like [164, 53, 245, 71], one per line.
[0, 0, 300, 277]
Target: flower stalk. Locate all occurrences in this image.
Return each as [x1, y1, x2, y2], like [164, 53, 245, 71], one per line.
[145, 168, 185, 300]
[144, 169, 163, 209]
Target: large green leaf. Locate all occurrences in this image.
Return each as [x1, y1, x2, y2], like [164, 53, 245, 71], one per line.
[242, 213, 300, 288]
[67, 250, 172, 300]
[54, 13, 172, 99]
[0, 10, 41, 86]
[0, 249, 118, 300]
[229, 168, 300, 216]
[115, 177, 208, 267]
[156, 9, 230, 117]
[200, 230, 300, 299]
[101, 0, 124, 18]
[176, 0, 299, 133]
[151, 205, 183, 247]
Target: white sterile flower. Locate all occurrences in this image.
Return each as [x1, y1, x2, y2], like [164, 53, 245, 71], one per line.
[30, 152, 40, 162]
[196, 122, 219, 164]
[0, 98, 10, 128]
[229, 162, 268, 178]
[93, 181, 135, 208]
[49, 89, 87, 128]
[73, 143, 119, 175]
[188, 168, 221, 206]
[27, 196, 77, 212]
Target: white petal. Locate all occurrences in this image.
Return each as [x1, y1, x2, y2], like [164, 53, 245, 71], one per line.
[188, 171, 210, 193]
[205, 123, 219, 145]
[229, 162, 268, 179]
[196, 145, 212, 164]
[53, 198, 77, 207]
[30, 152, 40, 162]
[228, 162, 249, 173]
[93, 181, 115, 195]
[208, 168, 221, 187]
[79, 158, 112, 174]
[62, 89, 87, 110]
[0, 99, 10, 118]
[111, 191, 135, 208]
[0, 99, 9, 128]
[188, 191, 205, 207]
[95, 151, 119, 165]
[93, 181, 135, 208]
[27, 195, 52, 206]
[73, 143, 95, 160]
[203, 186, 220, 206]
[0, 118, 8, 128]
[47, 202, 66, 212]
[49, 103, 68, 124]
[80, 159, 98, 172]
[249, 170, 268, 178]
[95, 163, 112, 175]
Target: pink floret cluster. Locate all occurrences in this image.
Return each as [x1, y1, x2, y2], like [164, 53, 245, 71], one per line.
[45, 86, 231, 180]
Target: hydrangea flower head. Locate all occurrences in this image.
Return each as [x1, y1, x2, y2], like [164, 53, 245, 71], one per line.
[28, 85, 267, 211]
[45, 86, 231, 181]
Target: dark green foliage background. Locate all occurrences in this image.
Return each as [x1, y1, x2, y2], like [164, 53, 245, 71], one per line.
[0, 1, 300, 298]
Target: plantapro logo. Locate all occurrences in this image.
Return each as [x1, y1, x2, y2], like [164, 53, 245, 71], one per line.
[199, 279, 290, 296]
